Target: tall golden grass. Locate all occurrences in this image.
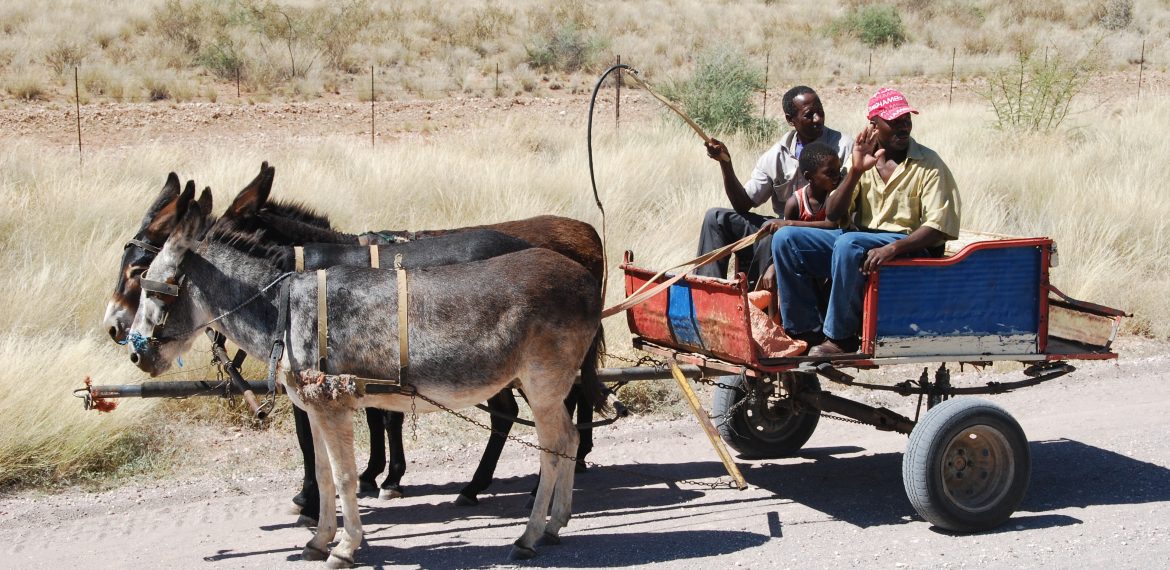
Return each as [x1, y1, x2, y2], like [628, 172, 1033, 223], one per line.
[2, 90, 1167, 488]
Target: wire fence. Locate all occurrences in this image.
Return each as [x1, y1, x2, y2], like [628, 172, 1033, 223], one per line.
[61, 42, 1159, 163]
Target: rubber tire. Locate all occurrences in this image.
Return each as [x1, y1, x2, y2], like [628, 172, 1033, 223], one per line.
[903, 397, 1030, 533]
[711, 372, 820, 458]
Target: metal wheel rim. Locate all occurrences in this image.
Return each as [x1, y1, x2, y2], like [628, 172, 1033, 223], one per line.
[742, 389, 800, 442]
[940, 424, 1015, 513]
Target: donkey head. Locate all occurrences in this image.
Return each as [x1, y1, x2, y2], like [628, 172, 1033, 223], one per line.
[103, 173, 188, 343]
[127, 185, 215, 376]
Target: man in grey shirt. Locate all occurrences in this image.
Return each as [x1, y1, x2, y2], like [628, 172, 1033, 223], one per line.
[696, 86, 852, 291]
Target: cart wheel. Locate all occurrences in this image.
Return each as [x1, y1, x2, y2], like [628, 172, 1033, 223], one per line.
[711, 372, 820, 458]
[903, 398, 1030, 533]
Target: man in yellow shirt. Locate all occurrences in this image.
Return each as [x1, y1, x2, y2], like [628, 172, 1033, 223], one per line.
[769, 88, 961, 356]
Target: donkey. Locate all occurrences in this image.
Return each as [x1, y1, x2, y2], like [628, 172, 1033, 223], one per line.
[128, 187, 603, 564]
[219, 165, 606, 505]
[103, 168, 603, 518]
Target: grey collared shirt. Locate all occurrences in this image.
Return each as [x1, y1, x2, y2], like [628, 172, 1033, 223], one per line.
[744, 127, 852, 216]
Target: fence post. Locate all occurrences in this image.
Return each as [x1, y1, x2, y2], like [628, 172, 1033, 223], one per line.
[763, 51, 770, 119]
[74, 66, 82, 166]
[1138, 40, 1146, 99]
[948, 48, 956, 106]
[370, 66, 375, 147]
[495, 62, 499, 95]
[236, 66, 241, 98]
[616, 54, 621, 126]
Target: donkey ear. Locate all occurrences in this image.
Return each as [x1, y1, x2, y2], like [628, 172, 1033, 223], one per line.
[137, 172, 183, 231]
[172, 186, 211, 246]
[193, 187, 215, 241]
[144, 178, 196, 239]
[224, 163, 273, 220]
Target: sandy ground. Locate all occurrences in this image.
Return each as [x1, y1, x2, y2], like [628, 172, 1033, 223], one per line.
[2, 337, 1168, 569]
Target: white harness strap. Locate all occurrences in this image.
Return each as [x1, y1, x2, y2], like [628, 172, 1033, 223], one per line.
[395, 253, 409, 380]
[316, 269, 328, 370]
[294, 246, 305, 272]
[369, 245, 380, 269]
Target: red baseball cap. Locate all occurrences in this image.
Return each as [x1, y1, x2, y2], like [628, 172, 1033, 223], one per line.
[867, 87, 919, 121]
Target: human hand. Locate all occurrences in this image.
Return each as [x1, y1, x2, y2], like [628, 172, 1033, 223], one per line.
[853, 125, 884, 172]
[706, 138, 731, 162]
[757, 264, 777, 292]
[861, 243, 898, 274]
[760, 218, 788, 234]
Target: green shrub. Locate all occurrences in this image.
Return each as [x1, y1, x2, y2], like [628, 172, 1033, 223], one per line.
[980, 45, 1100, 133]
[833, 4, 907, 48]
[661, 47, 778, 142]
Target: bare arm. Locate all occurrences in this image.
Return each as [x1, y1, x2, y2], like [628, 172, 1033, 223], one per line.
[827, 126, 881, 223]
[861, 226, 947, 274]
[706, 138, 756, 214]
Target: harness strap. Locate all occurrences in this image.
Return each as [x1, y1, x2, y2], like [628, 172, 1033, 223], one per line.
[140, 277, 180, 297]
[369, 245, 380, 269]
[127, 238, 161, 253]
[395, 254, 409, 381]
[294, 246, 305, 272]
[317, 270, 328, 371]
[264, 279, 292, 400]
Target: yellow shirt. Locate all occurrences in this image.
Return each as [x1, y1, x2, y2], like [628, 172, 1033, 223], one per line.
[847, 138, 961, 245]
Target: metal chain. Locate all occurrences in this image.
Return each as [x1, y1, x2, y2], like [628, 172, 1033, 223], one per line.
[822, 413, 868, 426]
[411, 388, 738, 491]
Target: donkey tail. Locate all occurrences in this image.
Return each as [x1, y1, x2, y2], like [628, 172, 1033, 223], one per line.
[581, 327, 611, 414]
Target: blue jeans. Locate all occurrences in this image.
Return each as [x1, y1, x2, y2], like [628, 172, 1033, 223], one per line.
[770, 227, 908, 340]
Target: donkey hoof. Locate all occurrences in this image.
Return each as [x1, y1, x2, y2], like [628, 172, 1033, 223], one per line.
[296, 514, 319, 528]
[358, 480, 379, 497]
[325, 553, 355, 569]
[379, 486, 404, 500]
[536, 532, 561, 546]
[453, 494, 479, 507]
[302, 544, 330, 561]
[509, 542, 537, 560]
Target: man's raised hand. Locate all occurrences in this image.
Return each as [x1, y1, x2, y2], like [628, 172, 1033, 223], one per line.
[706, 138, 731, 163]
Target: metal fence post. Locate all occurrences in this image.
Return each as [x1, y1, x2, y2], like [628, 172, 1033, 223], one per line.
[74, 66, 82, 166]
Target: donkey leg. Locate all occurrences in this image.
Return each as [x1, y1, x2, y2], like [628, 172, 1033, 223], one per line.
[358, 408, 385, 496]
[303, 408, 338, 562]
[314, 409, 364, 569]
[292, 405, 320, 525]
[379, 411, 406, 499]
[574, 385, 594, 473]
[456, 390, 517, 506]
[511, 396, 575, 560]
[541, 404, 580, 543]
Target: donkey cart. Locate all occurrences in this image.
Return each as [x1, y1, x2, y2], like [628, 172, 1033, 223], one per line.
[618, 233, 1125, 533]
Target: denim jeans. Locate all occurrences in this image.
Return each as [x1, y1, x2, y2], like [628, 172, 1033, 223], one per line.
[770, 227, 910, 340]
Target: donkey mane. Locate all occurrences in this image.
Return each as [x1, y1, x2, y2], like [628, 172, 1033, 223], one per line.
[206, 221, 295, 271]
[260, 199, 333, 229]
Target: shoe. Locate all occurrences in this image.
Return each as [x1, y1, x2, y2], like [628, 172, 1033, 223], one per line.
[808, 337, 860, 357]
[788, 330, 824, 355]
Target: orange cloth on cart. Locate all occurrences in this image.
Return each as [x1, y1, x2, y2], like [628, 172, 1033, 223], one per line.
[747, 290, 807, 358]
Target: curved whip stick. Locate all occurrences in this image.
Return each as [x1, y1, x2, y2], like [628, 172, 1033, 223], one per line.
[587, 64, 716, 306]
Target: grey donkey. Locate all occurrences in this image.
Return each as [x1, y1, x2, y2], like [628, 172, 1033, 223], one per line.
[126, 187, 605, 566]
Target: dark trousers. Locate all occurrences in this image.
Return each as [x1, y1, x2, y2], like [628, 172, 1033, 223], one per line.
[695, 207, 774, 286]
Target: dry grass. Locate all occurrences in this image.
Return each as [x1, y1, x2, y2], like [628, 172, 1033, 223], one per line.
[3, 88, 1167, 488]
[1, 0, 1166, 103]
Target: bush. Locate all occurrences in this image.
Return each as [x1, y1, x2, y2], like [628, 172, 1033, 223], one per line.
[980, 45, 1100, 133]
[7, 74, 48, 101]
[833, 4, 907, 48]
[1095, 0, 1133, 30]
[661, 47, 778, 142]
[526, 23, 605, 73]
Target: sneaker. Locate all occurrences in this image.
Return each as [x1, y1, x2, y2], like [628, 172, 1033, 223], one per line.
[808, 336, 860, 357]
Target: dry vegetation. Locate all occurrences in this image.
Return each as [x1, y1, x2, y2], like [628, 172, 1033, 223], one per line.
[0, 0, 1166, 103]
[2, 0, 1169, 491]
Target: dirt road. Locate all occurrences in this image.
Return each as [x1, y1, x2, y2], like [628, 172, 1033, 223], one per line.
[2, 339, 1167, 569]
